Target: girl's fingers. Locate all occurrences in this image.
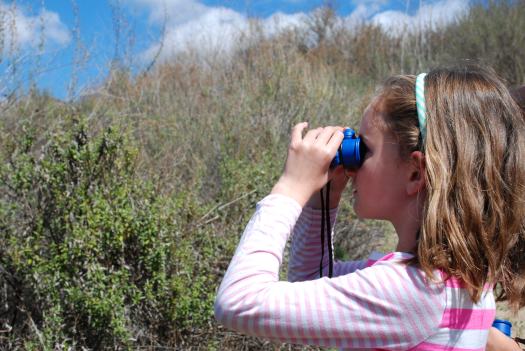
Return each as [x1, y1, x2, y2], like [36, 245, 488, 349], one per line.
[291, 122, 308, 145]
[315, 126, 343, 146]
[326, 128, 345, 152]
[303, 127, 323, 143]
[290, 124, 344, 157]
[312, 127, 331, 145]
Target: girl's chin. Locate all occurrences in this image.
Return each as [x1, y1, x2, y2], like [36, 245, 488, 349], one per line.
[352, 202, 379, 220]
[351, 201, 363, 218]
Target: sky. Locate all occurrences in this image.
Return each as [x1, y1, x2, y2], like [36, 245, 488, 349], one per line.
[0, 0, 471, 100]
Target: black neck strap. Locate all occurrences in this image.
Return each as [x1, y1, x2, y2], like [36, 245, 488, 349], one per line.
[319, 181, 333, 278]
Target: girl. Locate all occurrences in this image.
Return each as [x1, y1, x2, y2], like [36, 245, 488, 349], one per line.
[215, 65, 525, 350]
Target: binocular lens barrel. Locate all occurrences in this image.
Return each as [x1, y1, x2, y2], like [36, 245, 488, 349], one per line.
[330, 128, 366, 170]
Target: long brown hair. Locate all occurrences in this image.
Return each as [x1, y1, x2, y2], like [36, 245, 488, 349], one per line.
[378, 65, 525, 311]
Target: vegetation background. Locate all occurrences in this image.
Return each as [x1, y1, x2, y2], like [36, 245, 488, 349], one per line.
[0, 0, 524, 349]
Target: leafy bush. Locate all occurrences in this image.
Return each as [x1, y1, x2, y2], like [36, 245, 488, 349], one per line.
[0, 115, 298, 349]
[0, 119, 221, 349]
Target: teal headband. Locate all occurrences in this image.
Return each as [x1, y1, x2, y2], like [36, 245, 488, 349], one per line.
[415, 73, 427, 141]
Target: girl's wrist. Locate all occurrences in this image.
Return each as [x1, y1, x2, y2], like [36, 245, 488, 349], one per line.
[271, 177, 312, 207]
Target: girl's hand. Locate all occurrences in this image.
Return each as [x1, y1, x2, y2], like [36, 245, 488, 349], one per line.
[271, 122, 344, 207]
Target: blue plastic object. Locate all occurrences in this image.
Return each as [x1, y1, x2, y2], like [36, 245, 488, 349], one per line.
[331, 128, 366, 170]
[492, 319, 512, 337]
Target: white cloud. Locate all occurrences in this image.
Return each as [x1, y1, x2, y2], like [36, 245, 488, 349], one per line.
[37, 10, 71, 45]
[261, 11, 306, 37]
[128, 0, 209, 26]
[134, 0, 470, 63]
[370, 10, 411, 33]
[143, 7, 249, 60]
[370, 0, 470, 35]
[0, 2, 70, 53]
[417, 0, 470, 27]
[346, 0, 388, 22]
[134, 1, 306, 63]
[352, 0, 388, 12]
[344, 4, 373, 25]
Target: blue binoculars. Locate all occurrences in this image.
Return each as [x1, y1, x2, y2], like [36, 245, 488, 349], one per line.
[330, 128, 366, 170]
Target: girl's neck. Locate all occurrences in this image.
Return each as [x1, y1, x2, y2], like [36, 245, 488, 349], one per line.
[394, 226, 418, 253]
[391, 197, 423, 253]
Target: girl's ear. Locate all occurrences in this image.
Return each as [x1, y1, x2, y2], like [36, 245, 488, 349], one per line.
[406, 151, 426, 196]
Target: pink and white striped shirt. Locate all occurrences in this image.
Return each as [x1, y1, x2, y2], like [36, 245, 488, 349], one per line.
[215, 194, 495, 350]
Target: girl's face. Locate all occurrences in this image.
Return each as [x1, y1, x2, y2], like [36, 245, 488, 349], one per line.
[349, 100, 412, 221]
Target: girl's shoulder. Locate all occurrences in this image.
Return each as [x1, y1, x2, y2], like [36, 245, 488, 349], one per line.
[364, 250, 414, 268]
[362, 251, 445, 291]
[365, 251, 496, 309]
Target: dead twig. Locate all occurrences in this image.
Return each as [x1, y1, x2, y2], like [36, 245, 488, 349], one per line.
[195, 189, 257, 225]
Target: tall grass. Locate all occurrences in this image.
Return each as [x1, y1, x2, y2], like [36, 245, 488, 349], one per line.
[1, 0, 524, 348]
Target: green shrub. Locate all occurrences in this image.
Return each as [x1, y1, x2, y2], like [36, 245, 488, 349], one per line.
[0, 119, 214, 348]
[0, 115, 290, 349]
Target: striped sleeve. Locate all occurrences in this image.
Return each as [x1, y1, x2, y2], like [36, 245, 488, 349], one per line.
[215, 194, 446, 350]
[288, 206, 366, 282]
[410, 276, 496, 350]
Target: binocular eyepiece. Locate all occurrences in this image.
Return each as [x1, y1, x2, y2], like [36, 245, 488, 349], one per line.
[330, 128, 366, 170]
